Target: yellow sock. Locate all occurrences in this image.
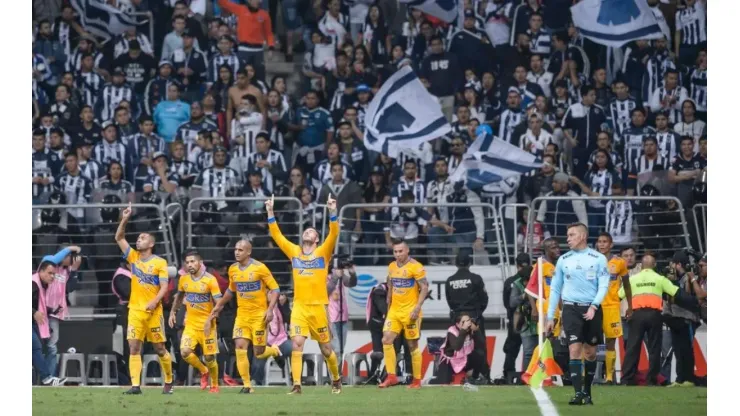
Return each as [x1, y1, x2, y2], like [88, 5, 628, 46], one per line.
[159, 351, 173, 384]
[236, 349, 251, 388]
[606, 350, 616, 382]
[206, 359, 219, 387]
[291, 351, 303, 386]
[382, 344, 396, 375]
[129, 354, 142, 387]
[255, 346, 279, 360]
[326, 351, 340, 382]
[410, 348, 422, 380]
[182, 352, 208, 374]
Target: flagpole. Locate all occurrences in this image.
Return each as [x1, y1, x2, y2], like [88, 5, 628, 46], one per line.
[537, 256, 544, 353]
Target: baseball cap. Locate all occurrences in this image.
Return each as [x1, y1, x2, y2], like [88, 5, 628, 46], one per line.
[80, 137, 95, 147]
[370, 165, 384, 176]
[464, 9, 475, 19]
[102, 120, 116, 130]
[357, 84, 371, 93]
[336, 119, 352, 129]
[158, 60, 173, 68]
[152, 151, 168, 162]
[455, 252, 472, 268]
[182, 28, 193, 38]
[516, 253, 531, 267]
[248, 168, 263, 176]
[553, 172, 570, 183]
[113, 67, 126, 77]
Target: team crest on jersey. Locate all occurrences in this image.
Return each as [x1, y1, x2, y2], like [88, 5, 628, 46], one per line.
[200, 283, 206, 292]
[183, 283, 188, 291]
[249, 272, 254, 281]
[609, 264, 617, 274]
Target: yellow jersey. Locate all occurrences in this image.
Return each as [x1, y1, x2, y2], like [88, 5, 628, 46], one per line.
[228, 259, 279, 316]
[525, 261, 558, 315]
[387, 258, 426, 314]
[178, 272, 222, 330]
[603, 256, 629, 307]
[268, 216, 338, 305]
[125, 247, 169, 313]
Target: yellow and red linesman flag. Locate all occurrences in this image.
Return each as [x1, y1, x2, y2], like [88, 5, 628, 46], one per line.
[523, 339, 562, 388]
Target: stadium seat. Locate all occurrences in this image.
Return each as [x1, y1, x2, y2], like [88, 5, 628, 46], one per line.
[86, 354, 118, 385]
[141, 354, 163, 385]
[264, 356, 291, 386]
[301, 354, 323, 385]
[59, 353, 87, 385]
[345, 352, 370, 385]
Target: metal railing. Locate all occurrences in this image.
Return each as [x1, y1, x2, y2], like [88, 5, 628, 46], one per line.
[498, 203, 530, 262]
[527, 196, 693, 260]
[165, 202, 184, 264]
[335, 202, 503, 266]
[693, 203, 707, 254]
[32, 202, 172, 314]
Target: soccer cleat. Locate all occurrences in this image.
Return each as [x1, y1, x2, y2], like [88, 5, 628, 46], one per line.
[123, 386, 142, 395]
[200, 372, 210, 390]
[582, 394, 594, 405]
[209, 386, 220, 393]
[162, 382, 174, 394]
[378, 374, 399, 389]
[223, 374, 239, 387]
[331, 379, 342, 394]
[681, 381, 696, 387]
[604, 380, 614, 386]
[407, 379, 422, 389]
[568, 392, 585, 405]
[239, 387, 254, 394]
[288, 385, 302, 395]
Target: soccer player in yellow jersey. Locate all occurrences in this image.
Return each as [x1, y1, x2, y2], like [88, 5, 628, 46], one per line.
[264, 194, 342, 395]
[378, 240, 429, 389]
[115, 203, 174, 395]
[524, 238, 562, 338]
[206, 240, 280, 394]
[168, 251, 223, 393]
[596, 232, 630, 384]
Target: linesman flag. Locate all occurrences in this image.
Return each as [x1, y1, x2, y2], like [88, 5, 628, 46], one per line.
[364, 66, 451, 159]
[71, 0, 143, 41]
[571, 0, 663, 47]
[523, 339, 563, 388]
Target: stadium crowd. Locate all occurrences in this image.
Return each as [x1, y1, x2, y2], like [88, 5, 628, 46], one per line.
[32, 0, 707, 387]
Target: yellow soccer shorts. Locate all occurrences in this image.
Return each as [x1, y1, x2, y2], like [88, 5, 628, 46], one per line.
[289, 304, 331, 344]
[233, 313, 268, 346]
[383, 309, 422, 340]
[602, 306, 623, 338]
[127, 309, 166, 343]
[181, 324, 219, 356]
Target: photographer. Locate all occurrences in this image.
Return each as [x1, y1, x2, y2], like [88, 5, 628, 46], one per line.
[436, 312, 489, 385]
[502, 253, 532, 380]
[663, 251, 702, 387]
[445, 253, 489, 335]
[327, 254, 358, 357]
[508, 255, 538, 378]
[44, 245, 82, 377]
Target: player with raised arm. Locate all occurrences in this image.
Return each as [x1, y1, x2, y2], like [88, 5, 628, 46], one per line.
[168, 251, 223, 393]
[595, 232, 631, 385]
[378, 240, 430, 389]
[205, 240, 280, 394]
[115, 203, 174, 395]
[264, 194, 342, 395]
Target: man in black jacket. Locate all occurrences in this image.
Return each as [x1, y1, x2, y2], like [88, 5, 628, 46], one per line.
[445, 253, 489, 335]
[501, 253, 532, 381]
[420, 35, 463, 122]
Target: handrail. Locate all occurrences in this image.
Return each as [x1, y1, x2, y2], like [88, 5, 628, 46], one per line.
[692, 203, 707, 254]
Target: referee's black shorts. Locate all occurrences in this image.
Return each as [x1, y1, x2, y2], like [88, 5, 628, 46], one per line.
[562, 302, 603, 346]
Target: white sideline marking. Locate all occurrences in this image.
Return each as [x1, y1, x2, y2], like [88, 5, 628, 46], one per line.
[530, 387, 559, 416]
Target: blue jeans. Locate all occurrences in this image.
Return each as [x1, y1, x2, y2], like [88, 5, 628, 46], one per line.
[45, 318, 60, 376]
[33, 325, 51, 381]
[521, 335, 538, 372]
[251, 340, 293, 385]
[587, 205, 606, 239]
[331, 321, 349, 355]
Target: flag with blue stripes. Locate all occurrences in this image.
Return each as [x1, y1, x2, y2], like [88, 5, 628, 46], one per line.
[450, 133, 543, 190]
[70, 0, 142, 41]
[400, 0, 459, 23]
[364, 65, 451, 159]
[571, 0, 663, 48]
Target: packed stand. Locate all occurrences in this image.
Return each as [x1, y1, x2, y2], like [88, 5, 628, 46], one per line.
[32, 0, 707, 310]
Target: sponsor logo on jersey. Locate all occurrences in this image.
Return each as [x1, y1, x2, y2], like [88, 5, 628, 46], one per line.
[391, 278, 416, 288]
[292, 257, 326, 270]
[236, 281, 262, 292]
[185, 293, 211, 303]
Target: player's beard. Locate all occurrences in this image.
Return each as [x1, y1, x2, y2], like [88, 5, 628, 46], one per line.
[187, 268, 197, 275]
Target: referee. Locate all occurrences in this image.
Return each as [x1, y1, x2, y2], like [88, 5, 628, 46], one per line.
[546, 223, 609, 406]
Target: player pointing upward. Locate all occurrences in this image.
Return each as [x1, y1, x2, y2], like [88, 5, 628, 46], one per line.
[115, 203, 174, 395]
[379, 239, 429, 389]
[265, 194, 342, 395]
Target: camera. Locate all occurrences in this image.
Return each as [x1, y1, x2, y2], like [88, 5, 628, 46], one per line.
[333, 253, 354, 270]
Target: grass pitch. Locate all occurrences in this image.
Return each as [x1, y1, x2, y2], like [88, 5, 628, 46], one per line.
[32, 385, 707, 415]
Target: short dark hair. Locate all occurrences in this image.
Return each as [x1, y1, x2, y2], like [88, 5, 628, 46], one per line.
[580, 84, 595, 97]
[598, 232, 613, 243]
[330, 161, 344, 171]
[184, 250, 202, 260]
[631, 107, 647, 117]
[38, 261, 56, 272]
[391, 238, 406, 246]
[65, 152, 78, 160]
[680, 135, 695, 144]
[403, 159, 417, 169]
[620, 246, 636, 255]
[139, 115, 153, 124]
[567, 223, 588, 234]
[242, 94, 257, 105]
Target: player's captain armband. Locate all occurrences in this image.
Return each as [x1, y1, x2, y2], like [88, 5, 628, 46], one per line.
[267, 217, 276, 224]
[329, 215, 337, 222]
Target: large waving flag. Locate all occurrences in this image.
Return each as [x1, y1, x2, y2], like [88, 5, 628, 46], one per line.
[571, 0, 663, 47]
[71, 0, 142, 41]
[449, 133, 542, 189]
[364, 66, 451, 158]
[401, 0, 459, 23]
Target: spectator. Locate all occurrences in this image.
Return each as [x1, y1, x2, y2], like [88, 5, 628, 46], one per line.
[32, 130, 57, 203]
[588, 131, 622, 175]
[668, 136, 706, 208]
[171, 29, 209, 103]
[336, 120, 370, 184]
[360, 166, 390, 265]
[361, 4, 392, 68]
[230, 94, 265, 168]
[674, 0, 707, 67]
[76, 54, 105, 109]
[512, 65, 545, 110]
[76, 138, 103, 188]
[642, 36, 675, 103]
[420, 35, 462, 122]
[497, 88, 525, 145]
[319, 0, 350, 49]
[649, 69, 688, 125]
[113, 27, 154, 59]
[385, 190, 431, 250]
[49, 85, 78, 131]
[161, 15, 189, 63]
[654, 112, 681, 162]
[313, 141, 354, 190]
[246, 132, 288, 194]
[523, 154, 557, 203]
[291, 90, 333, 174]
[527, 54, 554, 98]
[143, 61, 181, 117]
[687, 50, 707, 121]
[519, 113, 555, 157]
[129, 116, 166, 191]
[113, 40, 157, 98]
[34, 19, 66, 81]
[673, 99, 705, 146]
[295, 184, 323, 231]
[604, 182, 634, 245]
[608, 79, 638, 146]
[627, 136, 669, 195]
[536, 172, 588, 237]
[209, 36, 241, 85]
[168, 140, 198, 189]
[175, 101, 219, 155]
[95, 68, 137, 123]
[143, 152, 179, 194]
[562, 85, 607, 178]
[570, 149, 620, 237]
[327, 259, 358, 355]
[447, 10, 493, 77]
[99, 160, 134, 200]
[217, 0, 274, 81]
[93, 122, 129, 176]
[55, 153, 92, 221]
[73, 106, 103, 148]
[154, 84, 191, 143]
[193, 146, 241, 198]
[318, 161, 363, 244]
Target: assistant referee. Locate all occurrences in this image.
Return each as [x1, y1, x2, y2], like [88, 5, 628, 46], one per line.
[546, 223, 609, 406]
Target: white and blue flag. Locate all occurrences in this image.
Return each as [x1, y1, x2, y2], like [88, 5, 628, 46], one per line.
[71, 0, 142, 41]
[401, 0, 459, 23]
[571, 0, 663, 48]
[364, 66, 451, 158]
[450, 133, 543, 189]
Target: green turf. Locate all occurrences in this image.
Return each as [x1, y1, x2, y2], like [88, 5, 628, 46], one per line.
[32, 385, 707, 416]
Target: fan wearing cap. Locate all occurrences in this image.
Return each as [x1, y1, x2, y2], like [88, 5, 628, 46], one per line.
[93, 121, 130, 177]
[336, 119, 370, 183]
[351, 84, 372, 131]
[536, 172, 588, 237]
[112, 39, 157, 95]
[55, 152, 93, 220]
[143, 152, 179, 194]
[193, 146, 242, 198]
[170, 28, 209, 101]
[245, 132, 287, 193]
[143, 61, 182, 116]
[114, 26, 154, 59]
[447, 9, 493, 77]
[76, 137, 104, 187]
[95, 67, 137, 123]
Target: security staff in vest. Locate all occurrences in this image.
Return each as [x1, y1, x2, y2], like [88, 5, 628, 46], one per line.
[445, 252, 489, 336]
[619, 252, 695, 386]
